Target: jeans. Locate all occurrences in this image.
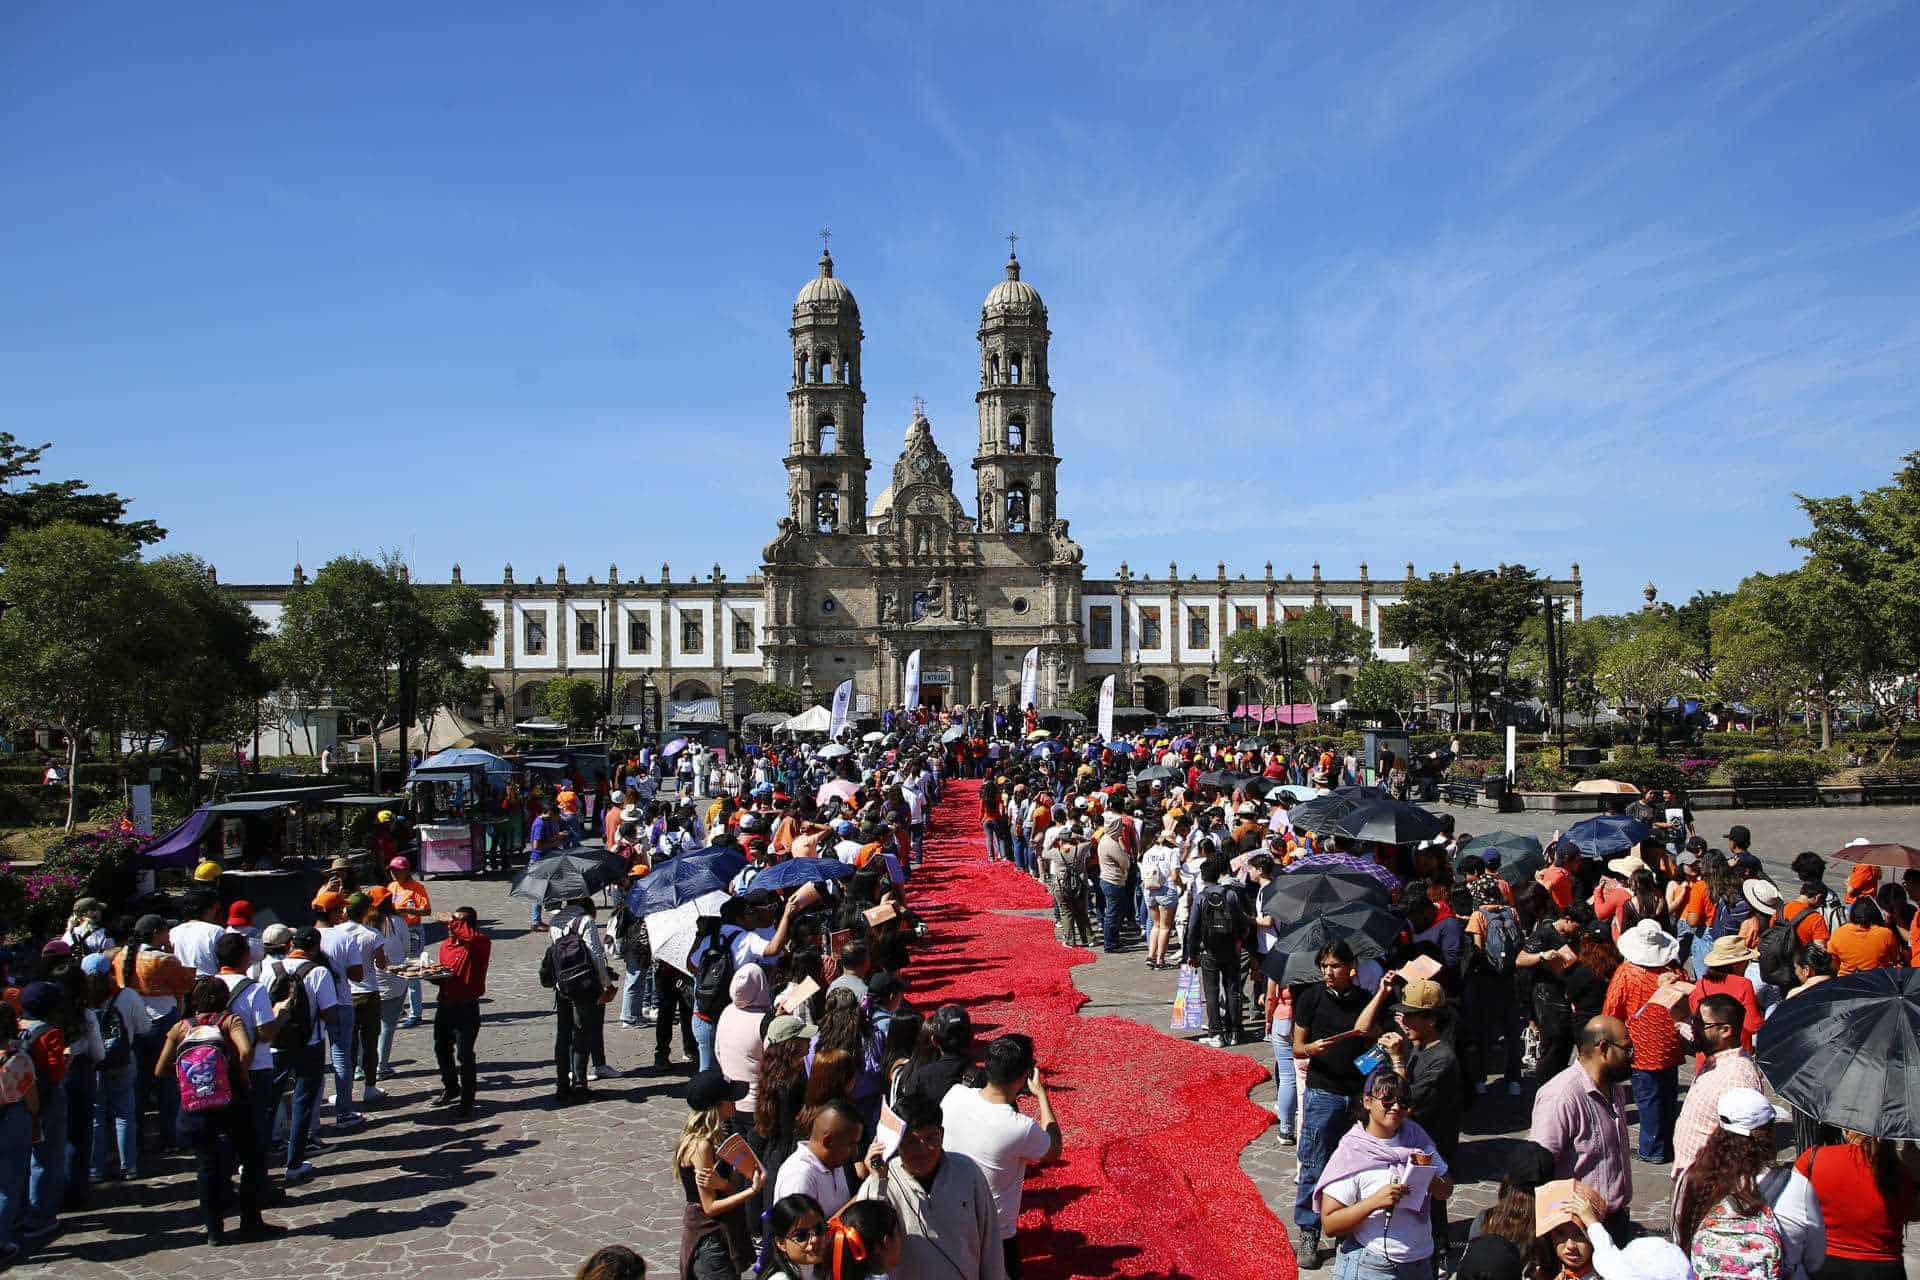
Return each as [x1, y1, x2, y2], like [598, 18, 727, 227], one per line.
[1270, 1019, 1297, 1137]
[281, 1040, 325, 1167]
[1631, 1065, 1680, 1161]
[983, 822, 1003, 860]
[249, 1064, 283, 1171]
[1331, 1245, 1432, 1280]
[90, 1059, 138, 1182]
[23, 1076, 67, 1231]
[0, 1102, 32, 1250]
[323, 1003, 356, 1114]
[435, 1000, 481, 1107]
[351, 993, 381, 1087]
[1199, 948, 1243, 1040]
[1099, 881, 1129, 951]
[554, 996, 600, 1088]
[620, 964, 653, 1024]
[377, 996, 405, 1073]
[691, 1013, 718, 1074]
[63, 1056, 97, 1202]
[1295, 1086, 1356, 1229]
[910, 823, 926, 862]
[179, 1105, 267, 1241]
[405, 924, 427, 1019]
[134, 1008, 181, 1152]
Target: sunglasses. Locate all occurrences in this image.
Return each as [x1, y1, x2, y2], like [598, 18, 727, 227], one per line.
[784, 1225, 824, 1242]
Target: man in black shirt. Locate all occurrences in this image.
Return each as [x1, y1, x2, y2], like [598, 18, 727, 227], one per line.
[901, 1003, 982, 1110]
[1289, 939, 1394, 1268]
[1184, 857, 1248, 1048]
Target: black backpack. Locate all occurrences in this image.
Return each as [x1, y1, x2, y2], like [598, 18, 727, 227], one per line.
[691, 922, 737, 1019]
[1758, 905, 1811, 992]
[268, 960, 315, 1049]
[544, 920, 604, 1003]
[98, 997, 133, 1072]
[1199, 886, 1241, 948]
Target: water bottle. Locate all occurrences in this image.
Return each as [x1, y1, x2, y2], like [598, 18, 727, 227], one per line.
[1355, 1044, 1389, 1077]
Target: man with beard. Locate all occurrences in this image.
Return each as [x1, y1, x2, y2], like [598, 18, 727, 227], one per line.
[1528, 1015, 1636, 1235]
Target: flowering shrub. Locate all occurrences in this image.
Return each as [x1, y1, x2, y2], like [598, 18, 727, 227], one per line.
[0, 827, 144, 942]
[1675, 758, 1720, 784]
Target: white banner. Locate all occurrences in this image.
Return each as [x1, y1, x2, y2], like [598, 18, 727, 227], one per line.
[829, 678, 855, 739]
[1097, 674, 1116, 742]
[1019, 646, 1040, 712]
[129, 784, 154, 836]
[904, 649, 923, 712]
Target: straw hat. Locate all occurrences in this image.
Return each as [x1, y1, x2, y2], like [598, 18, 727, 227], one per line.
[1742, 879, 1784, 918]
[1703, 935, 1757, 968]
[1606, 852, 1649, 878]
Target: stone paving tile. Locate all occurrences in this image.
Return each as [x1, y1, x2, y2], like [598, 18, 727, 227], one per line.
[18, 801, 1918, 1278]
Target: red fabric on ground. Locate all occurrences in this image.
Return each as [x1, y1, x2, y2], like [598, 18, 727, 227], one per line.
[908, 780, 1295, 1279]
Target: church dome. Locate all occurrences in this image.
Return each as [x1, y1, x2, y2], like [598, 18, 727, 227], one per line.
[795, 251, 858, 311]
[983, 252, 1043, 314]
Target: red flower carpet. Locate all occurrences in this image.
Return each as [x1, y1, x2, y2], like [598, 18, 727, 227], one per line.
[906, 780, 1296, 1279]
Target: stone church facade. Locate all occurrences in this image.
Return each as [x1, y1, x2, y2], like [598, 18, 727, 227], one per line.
[231, 248, 1583, 731]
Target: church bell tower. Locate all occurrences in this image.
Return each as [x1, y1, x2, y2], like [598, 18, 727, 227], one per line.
[786, 236, 869, 534]
[974, 239, 1057, 535]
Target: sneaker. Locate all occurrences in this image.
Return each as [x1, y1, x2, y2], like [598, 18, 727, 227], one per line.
[332, 1112, 366, 1130]
[1276, 1130, 1296, 1147]
[585, 1067, 603, 1083]
[1297, 1225, 1323, 1270]
[397, 1017, 421, 1029]
[1196, 1035, 1225, 1048]
[233, 1221, 288, 1242]
[361, 1085, 388, 1103]
[283, 1162, 317, 1186]
[431, 1090, 460, 1106]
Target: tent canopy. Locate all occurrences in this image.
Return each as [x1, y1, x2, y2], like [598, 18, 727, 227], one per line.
[741, 711, 790, 728]
[416, 747, 514, 776]
[346, 708, 506, 753]
[140, 807, 215, 867]
[780, 705, 834, 734]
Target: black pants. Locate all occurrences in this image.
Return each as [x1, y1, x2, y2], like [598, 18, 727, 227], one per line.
[555, 995, 602, 1089]
[351, 992, 381, 1085]
[1004, 1236, 1024, 1279]
[178, 1104, 266, 1241]
[654, 962, 696, 1060]
[1533, 1006, 1574, 1084]
[435, 999, 481, 1106]
[1200, 946, 1243, 1040]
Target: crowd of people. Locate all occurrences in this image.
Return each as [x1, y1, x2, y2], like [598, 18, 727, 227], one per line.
[6, 703, 1917, 1279]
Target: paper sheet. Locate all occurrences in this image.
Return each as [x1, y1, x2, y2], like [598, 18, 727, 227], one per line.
[716, 1132, 762, 1180]
[1397, 1161, 1438, 1212]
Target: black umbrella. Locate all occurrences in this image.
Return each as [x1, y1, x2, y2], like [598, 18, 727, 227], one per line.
[1196, 770, 1250, 790]
[1242, 775, 1285, 800]
[1459, 830, 1544, 864]
[1328, 799, 1446, 846]
[1264, 870, 1392, 928]
[509, 850, 630, 905]
[1261, 904, 1402, 983]
[1333, 785, 1391, 801]
[1288, 793, 1365, 833]
[1135, 764, 1179, 785]
[1492, 847, 1549, 887]
[1756, 968, 1920, 1139]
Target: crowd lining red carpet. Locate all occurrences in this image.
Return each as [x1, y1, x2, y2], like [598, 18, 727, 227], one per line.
[914, 780, 1296, 1279]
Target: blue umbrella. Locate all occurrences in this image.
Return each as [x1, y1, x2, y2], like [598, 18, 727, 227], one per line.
[625, 847, 749, 915]
[1562, 815, 1651, 858]
[416, 747, 515, 777]
[662, 737, 691, 758]
[747, 857, 856, 892]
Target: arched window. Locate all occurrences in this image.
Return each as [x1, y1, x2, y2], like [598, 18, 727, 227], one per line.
[814, 482, 840, 533]
[1007, 417, 1026, 452]
[1009, 354, 1023, 385]
[818, 417, 836, 453]
[1005, 485, 1030, 533]
[988, 354, 1000, 385]
[825, 353, 838, 383]
[795, 354, 805, 384]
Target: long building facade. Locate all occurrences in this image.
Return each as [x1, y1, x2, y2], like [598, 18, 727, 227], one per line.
[231, 248, 1583, 732]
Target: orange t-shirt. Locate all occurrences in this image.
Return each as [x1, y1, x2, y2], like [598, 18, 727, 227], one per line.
[1678, 880, 1711, 928]
[1537, 866, 1574, 912]
[1828, 924, 1900, 975]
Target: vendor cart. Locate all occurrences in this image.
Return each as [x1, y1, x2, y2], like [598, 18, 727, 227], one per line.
[407, 765, 493, 874]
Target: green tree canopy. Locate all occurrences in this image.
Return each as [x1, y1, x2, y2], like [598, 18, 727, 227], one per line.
[543, 677, 602, 731]
[1221, 605, 1374, 705]
[0, 434, 165, 547]
[135, 554, 273, 798]
[748, 682, 805, 715]
[1382, 565, 1542, 726]
[1593, 621, 1700, 743]
[1345, 660, 1425, 726]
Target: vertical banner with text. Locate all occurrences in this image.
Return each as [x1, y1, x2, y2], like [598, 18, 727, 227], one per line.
[1097, 674, 1116, 742]
[904, 649, 923, 712]
[830, 678, 855, 739]
[1019, 646, 1040, 712]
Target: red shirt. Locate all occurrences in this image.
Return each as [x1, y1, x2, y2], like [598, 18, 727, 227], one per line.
[436, 918, 492, 1003]
[1687, 971, 1763, 1067]
[1796, 1142, 1918, 1261]
[1600, 963, 1683, 1070]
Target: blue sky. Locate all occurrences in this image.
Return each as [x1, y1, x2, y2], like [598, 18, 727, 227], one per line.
[4, 2, 1917, 613]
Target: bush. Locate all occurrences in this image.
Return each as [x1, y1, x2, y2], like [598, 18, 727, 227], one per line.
[1723, 753, 1826, 785]
[1601, 758, 1691, 793]
[0, 826, 144, 942]
[0, 782, 108, 828]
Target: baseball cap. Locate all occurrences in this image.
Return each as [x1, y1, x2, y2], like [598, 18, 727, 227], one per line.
[1716, 1086, 1786, 1136]
[1505, 1141, 1557, 1190]
[1392, 977, 1447, 1015]
[226, 900, 254, 927]
[261, 923, 293, 949]
[765, 1013, 817, 1045]
[80, 953, 113, 977]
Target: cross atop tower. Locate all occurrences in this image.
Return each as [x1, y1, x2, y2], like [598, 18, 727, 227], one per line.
[819, 226, 832, 254]
[1006, 231, 1019, 258]
[913, 395, 927, 418]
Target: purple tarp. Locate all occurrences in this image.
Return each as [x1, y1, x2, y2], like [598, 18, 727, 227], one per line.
[139, 807, 214, 868]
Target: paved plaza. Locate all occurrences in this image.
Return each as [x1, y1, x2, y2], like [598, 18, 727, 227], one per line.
[17, 800, 1919, 1279]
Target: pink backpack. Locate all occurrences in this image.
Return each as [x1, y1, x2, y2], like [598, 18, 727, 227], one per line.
[175, 1015, 238, 1114]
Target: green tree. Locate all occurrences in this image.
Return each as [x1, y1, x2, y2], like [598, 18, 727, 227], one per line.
[1594, 622, 1700, 745]
[1669, 589, 1731, 684]
[0, 523, 154, 829]
[1794, 452, 1920, 755]
[0, 434, 165, 547]
[1382, 565, 1542, 727]
[1345, 660, 1425, 726]
[135, 555, 273, 799]
[1064, 683, 1102, 719]
[543, 677, 602, 732]
[1221, 606, 1374, 706]
[1710, 574, 1814, 747]
[748, 682, 805, 715]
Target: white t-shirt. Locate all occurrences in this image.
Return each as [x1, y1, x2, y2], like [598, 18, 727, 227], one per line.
[375, 916, 410, 1001]
[318, 925, 361, 1003]
[939, 1085, 1052, 1240]
[252, 954, 340, 1048]
[1318, 1142, 1449, 1262]
[216, 971, 276, 1070]
[170, 920, 230, 977]
[107, 984, 154, 1039]
[341, 922, 386, 997]
[773, 1142, 850, 1216]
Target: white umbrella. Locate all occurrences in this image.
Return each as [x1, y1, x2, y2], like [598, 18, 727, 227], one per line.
[818, 744, 852, 759]
[646, 890, 729, 975]
[817, 778, 861, 806]
[861, 731, 885, 743]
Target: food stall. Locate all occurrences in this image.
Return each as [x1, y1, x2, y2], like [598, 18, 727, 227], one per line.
[407, 766, 490, 875]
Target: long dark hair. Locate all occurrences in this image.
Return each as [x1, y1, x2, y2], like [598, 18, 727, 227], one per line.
[1478, 1177, 1533, 1246]
[1677, 1128, 1777, 1245]
[813, 990, 867, 1060]
[755, 1036, 811, 1141]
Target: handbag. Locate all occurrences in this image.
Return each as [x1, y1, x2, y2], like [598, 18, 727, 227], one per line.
[1170, 964, 1208, 1032]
